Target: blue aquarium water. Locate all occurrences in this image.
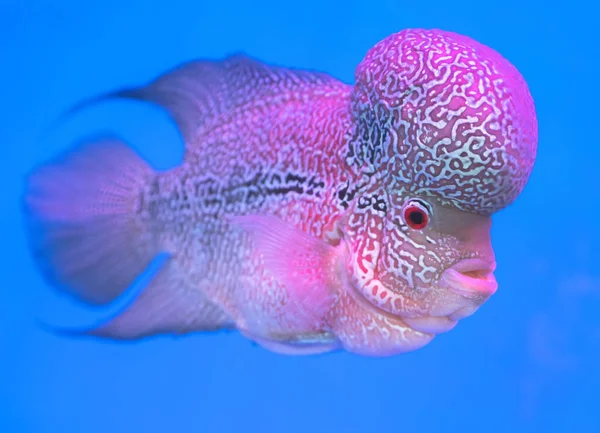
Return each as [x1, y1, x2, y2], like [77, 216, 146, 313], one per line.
[1, 1, 598, 432]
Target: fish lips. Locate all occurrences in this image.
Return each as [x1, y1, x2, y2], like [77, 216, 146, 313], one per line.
[440, 258, 498, 303]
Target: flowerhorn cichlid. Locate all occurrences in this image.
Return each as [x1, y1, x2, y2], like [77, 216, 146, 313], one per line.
[23, 28, 538, 356]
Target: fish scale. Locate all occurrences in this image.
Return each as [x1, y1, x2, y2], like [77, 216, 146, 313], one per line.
[128, 59, 356, 348]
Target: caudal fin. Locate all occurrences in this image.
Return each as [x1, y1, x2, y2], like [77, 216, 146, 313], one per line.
[23, 137, 160, 305]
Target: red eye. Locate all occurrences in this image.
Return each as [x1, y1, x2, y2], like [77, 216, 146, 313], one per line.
[402, 200, 430, 230]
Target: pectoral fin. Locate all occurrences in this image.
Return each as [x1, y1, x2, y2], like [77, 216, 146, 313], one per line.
[230, 214, 341, 324]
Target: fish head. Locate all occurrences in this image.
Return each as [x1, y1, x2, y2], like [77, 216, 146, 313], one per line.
[342, 191, 497, 333]
[381, 193, 498, 319]
[342, 28, 538, 334]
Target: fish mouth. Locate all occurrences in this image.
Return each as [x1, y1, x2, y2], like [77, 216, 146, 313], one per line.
[441, 258, 497, 300]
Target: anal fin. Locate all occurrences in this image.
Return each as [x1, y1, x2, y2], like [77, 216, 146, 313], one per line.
[84, 258, 233, 340]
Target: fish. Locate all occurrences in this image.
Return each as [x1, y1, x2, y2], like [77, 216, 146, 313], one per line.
[22, 28, 538, 357]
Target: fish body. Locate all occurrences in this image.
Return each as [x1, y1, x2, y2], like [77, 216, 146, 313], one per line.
[23, 29, 538, 356]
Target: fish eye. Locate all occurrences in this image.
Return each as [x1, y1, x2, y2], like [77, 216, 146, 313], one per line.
[402, 199, 431, 230]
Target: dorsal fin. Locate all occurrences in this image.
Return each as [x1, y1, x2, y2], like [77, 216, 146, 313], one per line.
[60, 54, 341, 157]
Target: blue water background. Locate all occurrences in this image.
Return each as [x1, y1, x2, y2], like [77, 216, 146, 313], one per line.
[1, 1, 598, 432]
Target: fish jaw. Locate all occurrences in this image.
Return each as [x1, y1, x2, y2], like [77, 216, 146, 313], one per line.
[341, 253, 498, 336]
[403, 258, 498, 331]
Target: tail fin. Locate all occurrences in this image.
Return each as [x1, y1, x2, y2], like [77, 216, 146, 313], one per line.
[23, 137, 160, 305]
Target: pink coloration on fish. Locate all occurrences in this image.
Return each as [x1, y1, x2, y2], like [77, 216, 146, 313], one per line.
[23, 29, 538, 356]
